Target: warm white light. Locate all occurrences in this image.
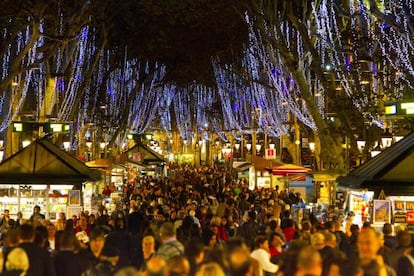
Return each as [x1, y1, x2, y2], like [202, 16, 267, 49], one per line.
[63, 141, 71, 151]
[309, 142, 315, 152]
[0, 150, 3, 161]
[371, 150, 381, 158]
[234, 143, 240, 150]
[356, 140, 366, 153]
[0, 140, 3, 148]
[86, 141, 93, 150]
[295, 140, 301, 145]
[394, 136, 404, 143]
[256, 144, 262, 152]
[22, 140, 31, 148]
[246, 143, 252, 151]
[99, 142, 106, 150]
[269, 143, 275, 150]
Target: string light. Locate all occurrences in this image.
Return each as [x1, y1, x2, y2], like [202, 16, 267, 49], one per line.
[1, 1, 414, 144]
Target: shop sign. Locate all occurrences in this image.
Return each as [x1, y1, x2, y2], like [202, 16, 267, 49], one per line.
[394, 201, 405, 211]
[393, 212, 407, 224]
[131, 152, 144, 162]
[406, 211, 414, 224]
[265, 148, 276, 160]
[406, 202, 414, 210]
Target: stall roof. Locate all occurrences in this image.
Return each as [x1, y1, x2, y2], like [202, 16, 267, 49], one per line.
[271, 164, 312, 176]
[126, 142, 166, 165]
[232, 161, 251, 172]
[337, 131, 414, 195]
[0, 138, 101, 184]
[246, 155, 284, 171]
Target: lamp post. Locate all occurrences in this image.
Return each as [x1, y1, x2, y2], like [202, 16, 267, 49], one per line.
[246, 143, 252, 153]
[234, 142, 240, 160]
[99, 141, 107, 158]
[256, 143, 262, 155]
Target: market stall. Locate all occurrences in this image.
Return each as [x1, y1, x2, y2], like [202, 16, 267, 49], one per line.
[126, 142, 166, 177]
[0, 138, 100, 220]
[337, 131, 414, 231]
[271, 164, 313, 201]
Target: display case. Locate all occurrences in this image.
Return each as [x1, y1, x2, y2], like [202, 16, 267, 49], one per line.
[0, 184, 70, 220]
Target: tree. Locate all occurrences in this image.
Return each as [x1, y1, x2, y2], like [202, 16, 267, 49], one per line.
[239, 0, 414, 172]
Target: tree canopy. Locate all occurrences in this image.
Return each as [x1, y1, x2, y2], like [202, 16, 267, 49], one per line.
[0, 0, 413, 172]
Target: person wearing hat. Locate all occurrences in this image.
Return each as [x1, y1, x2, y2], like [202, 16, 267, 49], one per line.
[82, 246, 120, 276]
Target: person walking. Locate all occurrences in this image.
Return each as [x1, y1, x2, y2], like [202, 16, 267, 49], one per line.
[17, 223, 56, 276]
[156, 222, 184, 261]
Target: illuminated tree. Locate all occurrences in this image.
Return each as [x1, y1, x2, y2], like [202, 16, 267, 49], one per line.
[235, 0, 414, 171]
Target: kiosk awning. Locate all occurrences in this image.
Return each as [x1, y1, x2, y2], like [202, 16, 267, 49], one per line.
[0, 138, 101, 184]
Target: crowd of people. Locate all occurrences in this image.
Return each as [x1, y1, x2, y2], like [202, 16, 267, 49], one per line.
[0, 164, 412, 275]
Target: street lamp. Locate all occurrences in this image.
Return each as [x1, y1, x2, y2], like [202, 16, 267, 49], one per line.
[86, 140, 93, 151]
[357, 139, 366, 153]
[309, 142, 315, 153]
[255, 143, 262, 155]
[234, 143, 240, 151]
[99, 141, 107, 158]
[63, 141, 71, 152]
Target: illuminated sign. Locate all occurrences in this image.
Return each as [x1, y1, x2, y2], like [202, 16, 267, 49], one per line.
[12, 122, 71, 133]
[385, 105, 396, 115]
[50, 123, 63, 132]
[385, 101, 414, 117]
[401, 102, 414, 114]
[13, 123, 23, 132]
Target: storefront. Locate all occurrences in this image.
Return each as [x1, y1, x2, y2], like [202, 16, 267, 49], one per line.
[0, 138, 100, 220]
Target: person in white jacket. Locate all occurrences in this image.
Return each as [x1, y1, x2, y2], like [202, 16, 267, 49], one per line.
[250, 235, 279, 275]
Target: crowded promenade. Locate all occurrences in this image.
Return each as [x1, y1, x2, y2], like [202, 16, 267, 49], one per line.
[0, 164, 412, 275]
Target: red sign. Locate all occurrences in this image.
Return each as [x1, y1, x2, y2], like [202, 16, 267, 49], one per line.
[131, 152, 144, 162]
[406, 211, 414, 224]
[265, 148, 276, 160]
